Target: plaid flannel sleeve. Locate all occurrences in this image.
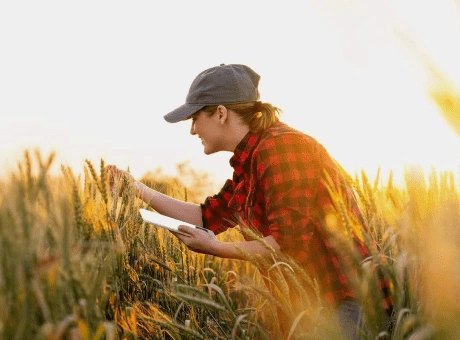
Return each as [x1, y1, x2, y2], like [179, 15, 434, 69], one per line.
[200, 179, 236, 235]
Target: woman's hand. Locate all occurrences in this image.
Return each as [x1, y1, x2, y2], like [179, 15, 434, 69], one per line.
[173, 225, 219, 256]
[174, 229, 281, 260]
[106, 165, 135, 197]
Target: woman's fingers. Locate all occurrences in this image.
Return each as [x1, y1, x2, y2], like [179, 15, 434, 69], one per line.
[105, 165, 133, 196]
[175, 226, 216, 255]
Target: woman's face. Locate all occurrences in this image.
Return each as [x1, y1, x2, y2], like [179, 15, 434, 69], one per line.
[189, 110, 226, 155]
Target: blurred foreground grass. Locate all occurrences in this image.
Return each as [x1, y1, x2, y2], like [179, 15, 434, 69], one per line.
[0, 149, 459, 339]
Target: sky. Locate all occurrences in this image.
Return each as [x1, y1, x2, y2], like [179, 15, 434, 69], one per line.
[1, 0, 460, 188]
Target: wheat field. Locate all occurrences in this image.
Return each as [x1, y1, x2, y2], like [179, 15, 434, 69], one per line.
[0, 147, 458, 340]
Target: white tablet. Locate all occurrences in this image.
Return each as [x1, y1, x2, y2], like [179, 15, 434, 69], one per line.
[139, 208, 216, 238]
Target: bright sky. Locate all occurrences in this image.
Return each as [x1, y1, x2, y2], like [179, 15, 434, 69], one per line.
[1, 1, 459, 188]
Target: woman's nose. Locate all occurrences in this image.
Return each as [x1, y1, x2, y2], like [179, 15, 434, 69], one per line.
[190, 121, 196, 135]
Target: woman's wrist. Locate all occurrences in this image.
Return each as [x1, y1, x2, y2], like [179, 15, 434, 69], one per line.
[134, 180, 146, 198]
[209, 239, 221, 257]
[134, 181, 157, 207]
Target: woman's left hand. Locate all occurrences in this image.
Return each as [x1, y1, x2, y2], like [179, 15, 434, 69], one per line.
[106, 165, 134, 196]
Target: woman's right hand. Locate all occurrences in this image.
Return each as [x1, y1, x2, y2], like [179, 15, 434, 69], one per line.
[106, 165, 135, 196]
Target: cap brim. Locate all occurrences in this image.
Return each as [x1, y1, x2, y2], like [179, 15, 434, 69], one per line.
[163, 103, 206, 123]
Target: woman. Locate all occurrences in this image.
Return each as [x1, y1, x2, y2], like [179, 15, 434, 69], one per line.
[107, 64, 392, 339]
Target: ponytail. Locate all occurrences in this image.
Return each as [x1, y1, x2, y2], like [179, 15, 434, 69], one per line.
[203, 101, 282, 133]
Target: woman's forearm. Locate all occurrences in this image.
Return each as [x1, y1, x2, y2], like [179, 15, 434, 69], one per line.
[134, 181, 204, 227]
[211, 235, 281, 260]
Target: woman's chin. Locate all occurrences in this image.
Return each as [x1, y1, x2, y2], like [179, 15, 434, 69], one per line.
[203, 147, 217, 155]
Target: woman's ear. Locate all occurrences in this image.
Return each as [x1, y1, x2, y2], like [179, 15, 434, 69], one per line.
[216, 105, 228, 124]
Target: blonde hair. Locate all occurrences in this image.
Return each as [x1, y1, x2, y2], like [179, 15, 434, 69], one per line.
[202, 101, 282, 133]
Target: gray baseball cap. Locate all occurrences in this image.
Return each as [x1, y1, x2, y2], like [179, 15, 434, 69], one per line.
[164, 64, 261, 123]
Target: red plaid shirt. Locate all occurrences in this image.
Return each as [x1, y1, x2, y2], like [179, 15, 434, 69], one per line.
[201, 122, 392, 310]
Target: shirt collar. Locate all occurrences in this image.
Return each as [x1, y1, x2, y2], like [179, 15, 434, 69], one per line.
[229, 131, 261, 177]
